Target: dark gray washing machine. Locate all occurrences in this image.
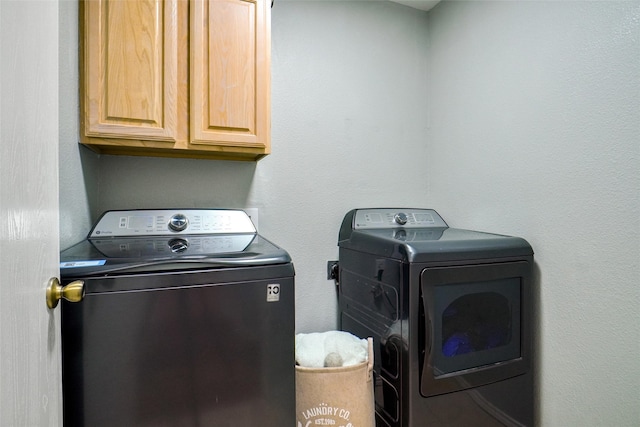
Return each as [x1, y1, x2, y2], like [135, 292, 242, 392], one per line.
[59, 209, 295, 427]
[336, 208, 534, 427]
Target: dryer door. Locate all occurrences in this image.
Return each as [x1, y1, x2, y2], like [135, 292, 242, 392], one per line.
[420, 261, 531, 397]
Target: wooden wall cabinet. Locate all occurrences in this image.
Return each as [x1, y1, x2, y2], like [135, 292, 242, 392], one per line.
[80, 0, 271, 161]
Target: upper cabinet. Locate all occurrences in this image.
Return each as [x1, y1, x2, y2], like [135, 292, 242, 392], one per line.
[80, 0, 271, 161]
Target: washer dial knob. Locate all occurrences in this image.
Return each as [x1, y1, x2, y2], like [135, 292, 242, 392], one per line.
[168, 238, 189, 253]
[394, 212, 408, 225]
[168, 213, 188, 232]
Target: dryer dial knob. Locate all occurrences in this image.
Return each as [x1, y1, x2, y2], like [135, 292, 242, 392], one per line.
[394, 212, 408, 225]
[168, 213, 188, 232]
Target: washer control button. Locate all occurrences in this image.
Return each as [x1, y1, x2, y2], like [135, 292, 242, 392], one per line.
[394, 212, 408, 225]
[168, 213, 189, 232]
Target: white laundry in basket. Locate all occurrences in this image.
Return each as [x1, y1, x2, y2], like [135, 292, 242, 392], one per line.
[295, 331, 368, 368]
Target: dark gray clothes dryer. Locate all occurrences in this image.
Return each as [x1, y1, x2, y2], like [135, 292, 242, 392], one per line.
[336, 208, 534, 427]
[59, 209, 295, 427]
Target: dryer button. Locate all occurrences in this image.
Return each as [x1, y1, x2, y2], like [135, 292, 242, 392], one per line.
[394, 212, 408, 225]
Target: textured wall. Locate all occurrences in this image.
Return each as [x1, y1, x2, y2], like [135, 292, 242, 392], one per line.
[426, 1, 640, 425]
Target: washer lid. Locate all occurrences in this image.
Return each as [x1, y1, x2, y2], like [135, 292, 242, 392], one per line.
[60, 209, 291, 277]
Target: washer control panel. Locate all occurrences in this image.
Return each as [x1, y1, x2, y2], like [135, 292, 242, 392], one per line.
[352, 208, 448, 229]
[89, 209, 256, 237]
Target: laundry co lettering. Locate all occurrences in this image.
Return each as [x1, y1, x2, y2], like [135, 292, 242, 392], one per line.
[301, 404, 351, 421]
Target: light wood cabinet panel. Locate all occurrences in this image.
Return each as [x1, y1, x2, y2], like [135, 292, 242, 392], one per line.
[80, 0, 270, 161]
[191, 0, 270, 152]
[82, 0, 182, 143]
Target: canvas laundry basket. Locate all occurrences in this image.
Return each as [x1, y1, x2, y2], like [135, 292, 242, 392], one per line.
[295, 337, 374, 427]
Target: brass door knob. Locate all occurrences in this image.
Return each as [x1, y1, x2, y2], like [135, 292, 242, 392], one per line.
[46, 277, 85, 309]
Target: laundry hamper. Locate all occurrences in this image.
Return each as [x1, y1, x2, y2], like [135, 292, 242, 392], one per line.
[295, 337, 374, 427]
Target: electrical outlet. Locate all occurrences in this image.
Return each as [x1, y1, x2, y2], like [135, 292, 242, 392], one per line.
[327, 260, 339, 281]
[244, 208, 259, 231]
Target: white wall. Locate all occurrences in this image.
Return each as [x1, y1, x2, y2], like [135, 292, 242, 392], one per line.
[59, 1, 431, 333]
[427, 1, 639, 426]
[59, 0, 99, 248]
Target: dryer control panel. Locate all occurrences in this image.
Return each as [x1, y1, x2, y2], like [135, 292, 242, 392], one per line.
[352, 208, 448, 229]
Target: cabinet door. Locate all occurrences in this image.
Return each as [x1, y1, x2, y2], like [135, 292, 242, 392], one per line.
[82, 0, 182, 144]
[190, 0, 270, 155]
